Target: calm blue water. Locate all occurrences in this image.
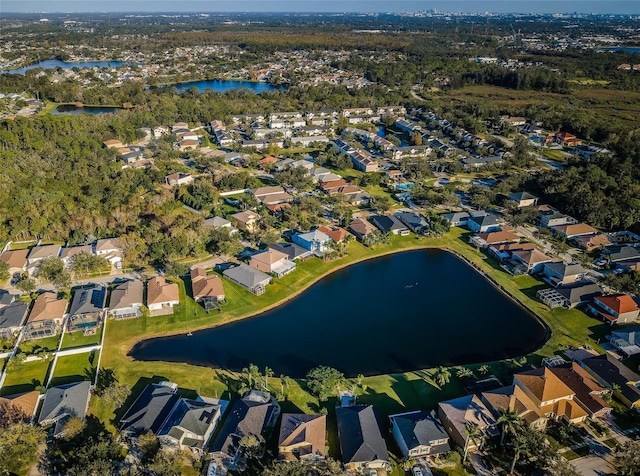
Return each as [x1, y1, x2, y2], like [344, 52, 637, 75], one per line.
[161, 79, 286, 94]
[4, 59, 126, 75]
[597, 47, 640, 54]
[51, 105, 119, 115]
[130, 249, 547, 377]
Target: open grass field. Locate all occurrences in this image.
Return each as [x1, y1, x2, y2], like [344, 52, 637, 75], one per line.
[49, 351, 99, 387]
[437, 85, 640, 129]
[60, 328, 103, 350]
[19, 335, 60, 354]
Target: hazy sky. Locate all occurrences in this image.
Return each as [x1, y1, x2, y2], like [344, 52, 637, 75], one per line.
[2, 0, 639, 14]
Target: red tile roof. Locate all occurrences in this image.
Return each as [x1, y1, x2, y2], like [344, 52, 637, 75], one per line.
[594, 294, 640, 314]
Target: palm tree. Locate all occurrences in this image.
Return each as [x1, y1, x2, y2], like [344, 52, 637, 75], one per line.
[463, 422, 481, 462]
[264, 367, 274, 390]
[456, 367, 474, 379]
[478, 365, 490, 375]
[509, 437, 529, 475]
[434, 366, 452, 387]
[497, 407, 523, 445]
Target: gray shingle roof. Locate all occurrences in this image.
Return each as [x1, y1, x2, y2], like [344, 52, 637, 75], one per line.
[159, 398, 221, 450]
[390, 410, 450, 454]
[38, 381, 91, 437]
[556, 283, 602, 305]
[368, 215, 409, 233]
[0, 301, 29, 330]
[336, 405, 388, 464]
[223, 263, 271, 289]
[580, 354, 640, 404]
[69, 284, 107, 315]
[120, 382, 180, 436]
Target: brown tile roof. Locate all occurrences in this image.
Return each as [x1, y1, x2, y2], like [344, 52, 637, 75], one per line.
[575, 234, 614, 250]
[349, 217, 376, 236]
[27, 244, 61, 261]
[147, 277, 179, 305]
[320, 179, 348, 192]
[0, 249, 29, 269]
[511, 249, 554, 265]
[60, 245, 93, 260]
[231, 210, 260, 224]
[492, 243, 535, 252]
[594, 294, 640, 314]
[190, 268, 225, 300]
[28, 292, 68, 323]
[551, 365, 610, 416]
[317, 225, 350, 243]
[553, 223, 598, 237]
[251, 249, 288, 266]
[476, 230, 519, 244]
[0, 390, 40, 419]
[515, 367, 574, 403]
[278, 413, 326, 461]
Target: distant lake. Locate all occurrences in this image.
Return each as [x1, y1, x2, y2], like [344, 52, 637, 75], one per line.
[597, 47, 640, 54]
[159, 79, 286, 94]
[129, 249, 547, 378]
[3, 59, 127, 75]
[51, 105, 119, 115]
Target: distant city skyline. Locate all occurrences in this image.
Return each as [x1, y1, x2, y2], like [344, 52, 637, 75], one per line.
[2, 1, 640, 14]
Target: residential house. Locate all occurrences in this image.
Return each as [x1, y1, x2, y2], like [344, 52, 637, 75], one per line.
[293, 230, 332, 255]
[508, 191, 538, 208]
[177, 139, 198, 151]
[575, 234, 614, 252]
[94, 238, 123, 267]
[348, 218, 377, 242]
[538, 210, 577, 228]
[368, 215, 410, 236]
[537, 283, 602, 309]
[552, 223, 598, 239]
[277, 413, 326, 463]
[204, 216, 237, 233]
[103, 139, 124, 149]
[249, 249, 296, 278]
[317, 225, 350, 243]
[0, 301, 29, 339]
[23, 292, 68, 340]
[108, 279, 144, 319]
[389, 410, 451, 460]
[442, 212, 470, 228]
[157, 396, 225, 456]
[0, 290, 14, 308]
[251, 186, 293, 206]
[336, 404, 389, 472]
[349, 150, 378, 172]
[542, 262, 587, 287]
[26, 244, 61, 266]
[0, 249, 29, 274]
[467, 214, 500, 233]
[153, 125, 169, 138]
[0, 391, 40, 422]
[120, 382, 180, 439]
[210, 391, 277, 473]
[551, 364, 612, 419]
[470, 230, 520, 249]
[396, 212, 430, 235]
[555, 131, 581, 147]
[172, 122, 189, 132]
[165, 172, 194, 187]
[578, 354, 640, 409]
[67, 284, 107, 333]
[38, 381, 91, 438]
[147, 277, 180, 317]
[190, 268, 225, 305]
[604, 245, 640, 264]
[607, 326, 640, 358]
[59, 245, 93, 266]
[587, 294, 640, 325]
[291, 136, 329, 147]
[268, 243, 314, 261]
[510, 249, 555, 274]
[437, 395, 498, 451]
[223, 263, 271, 295]
[230, 211, 261, 233]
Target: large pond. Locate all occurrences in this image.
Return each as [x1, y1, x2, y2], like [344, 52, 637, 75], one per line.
[3, 59, 127, 75]
[129, 249, 548, 377]
[158, 79, 286, 94]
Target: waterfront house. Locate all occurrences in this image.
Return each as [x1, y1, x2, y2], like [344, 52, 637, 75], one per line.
[147, 277, 179, 316]
[277, 413, 326, 463]
[293, 230, 332, 255]
[223, 263, 271, 295]
[268, 242, 314, 261]
[396, 212, 430, 235]
[249, 249, 296, 278]
[578, 354, 640, 409]
[190, 267, 225, 305]
[542, 262, 587, 287]
[26, 244, 61, 267]
[437, 395, 498, 451]
[120, 382, 180, 440]
[230, 211, 261, 233]
[442, 212, 470, 228]
[210, 391, 277, 474]
[108, 279, 144, 319]
[467, 214, 500, 233]
[336, 404, 389, 472]
[317, 225, 350, 243]
[23, 292, 68, 340]
[470, 230, 520, 249]
[0, 301, 29, 339]
[348, 218, 377, 243]
[587, 294, 640, 325]
[389, 410, 450, 460]
[510, 249, 555, 274]
[67, 284, 107, 333]
[38, 381, 91, 438]
[537, 283, 602, 309]
[0, 249, 29, 274]
[368, 215, 410, 236]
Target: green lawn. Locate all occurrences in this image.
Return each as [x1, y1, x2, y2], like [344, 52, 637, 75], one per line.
[542, 149, 569, 162]
[19, 335, 60, 354]
[49, 350, 99, 387]
[1, 359, 51, 396]
[60, 328, 103, 350]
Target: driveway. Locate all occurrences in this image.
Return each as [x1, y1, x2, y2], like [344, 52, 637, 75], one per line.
[571, 455, 617, 476]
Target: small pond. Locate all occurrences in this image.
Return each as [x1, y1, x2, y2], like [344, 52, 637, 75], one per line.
[51, 105, 120, 115]
[129, 249, 547, 377]
[158, 79, 286, 94]
[4, 59, 127, 75]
